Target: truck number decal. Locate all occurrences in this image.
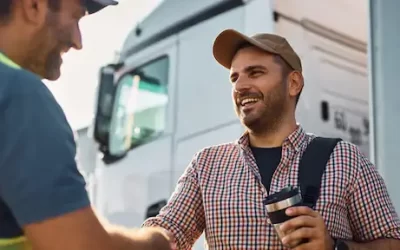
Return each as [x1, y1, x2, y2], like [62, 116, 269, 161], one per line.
[333, 109, 370, 147]
[334, 110, 347, 131]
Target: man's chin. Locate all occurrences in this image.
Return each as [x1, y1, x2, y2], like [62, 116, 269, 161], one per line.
[43, 55, 63, 81]
[240, 115, 259, 130]
[44, 69, 62, 81]
[236, 109, 264, 131]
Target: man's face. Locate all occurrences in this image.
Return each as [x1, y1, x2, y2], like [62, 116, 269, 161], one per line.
[230, 46, 289, 134]
[29, 0, 85, 80]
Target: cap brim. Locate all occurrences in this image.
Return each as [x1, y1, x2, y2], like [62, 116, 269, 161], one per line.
[86, 0, 118, 14]
[212, 29, 278, 69]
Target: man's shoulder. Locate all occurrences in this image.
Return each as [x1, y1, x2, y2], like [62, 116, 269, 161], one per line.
[0, 62, 44, 90]
[0, 63, 62, 113]
[328, 138, 364, 159]
[193, 141, 240, 165]
[304, 133, 368, 169]
[0, 63, 55, 106]
[0, 63, 72, 142]
[199, 141, 239, 154]
[304, 132, 363, 155]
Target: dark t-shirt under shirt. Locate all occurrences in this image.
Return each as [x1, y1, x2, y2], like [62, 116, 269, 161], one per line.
[250, 146, 282, 193]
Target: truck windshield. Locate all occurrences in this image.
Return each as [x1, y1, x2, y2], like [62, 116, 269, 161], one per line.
[123, 56, 169, 148]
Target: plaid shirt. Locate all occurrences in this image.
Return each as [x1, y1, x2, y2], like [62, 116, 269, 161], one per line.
[142, 126, 400, 249]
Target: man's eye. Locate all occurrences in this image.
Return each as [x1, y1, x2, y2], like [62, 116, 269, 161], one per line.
[250, 71, 263, 77]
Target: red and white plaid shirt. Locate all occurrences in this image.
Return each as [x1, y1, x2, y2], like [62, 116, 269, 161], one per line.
[143, 126, 400, 249]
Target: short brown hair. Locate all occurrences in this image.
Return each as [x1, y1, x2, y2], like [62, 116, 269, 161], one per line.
[273, 55, 302, 105]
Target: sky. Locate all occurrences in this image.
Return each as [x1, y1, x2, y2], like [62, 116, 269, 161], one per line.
[44, 0, 163, 130]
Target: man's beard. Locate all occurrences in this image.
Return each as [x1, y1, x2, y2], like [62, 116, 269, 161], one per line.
[25, 11, 65, 80]
[235, 86, 287, 135]
[42, 12, 65, 80]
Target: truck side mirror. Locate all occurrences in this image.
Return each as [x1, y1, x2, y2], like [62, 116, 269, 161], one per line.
[93, 63, 132, 163]
[94, 60, 167, 164]
[107, 74, 140, 157]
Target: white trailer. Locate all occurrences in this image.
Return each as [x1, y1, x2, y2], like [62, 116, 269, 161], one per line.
[89, 0, 369, 249]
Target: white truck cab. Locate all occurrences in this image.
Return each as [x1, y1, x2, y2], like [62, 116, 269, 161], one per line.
[91, 0, 369, 249]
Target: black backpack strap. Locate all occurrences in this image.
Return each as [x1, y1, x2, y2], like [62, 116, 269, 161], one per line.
[299, 137, 342, 209]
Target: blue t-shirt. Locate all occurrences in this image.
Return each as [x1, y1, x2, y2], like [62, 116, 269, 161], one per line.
[0, 55, 90, 249]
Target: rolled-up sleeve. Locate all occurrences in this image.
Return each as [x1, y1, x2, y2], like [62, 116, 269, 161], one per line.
[348, 147, 400, 241]
[142, 153, 205, 249]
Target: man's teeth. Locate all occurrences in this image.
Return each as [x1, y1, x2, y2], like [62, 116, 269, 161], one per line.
[241, 98, 259, 105]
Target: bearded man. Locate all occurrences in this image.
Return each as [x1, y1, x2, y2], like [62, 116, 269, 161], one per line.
[142, 29, 400, 250]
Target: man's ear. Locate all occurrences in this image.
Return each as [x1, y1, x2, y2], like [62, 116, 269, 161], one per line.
[288, 71, 304, 98]
[19, 0, 48, 26]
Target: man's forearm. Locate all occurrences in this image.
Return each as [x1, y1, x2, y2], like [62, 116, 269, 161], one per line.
[345, 239, 400, 250]
[108, 225, 172, 250]
[108, 228, 146, 250]
[96, 215, 141, 249]
[96, 211, 171, 250]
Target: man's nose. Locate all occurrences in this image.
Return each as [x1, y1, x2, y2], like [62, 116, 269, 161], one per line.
[234, 77, 251, 93]
[71, 24, 83, 50]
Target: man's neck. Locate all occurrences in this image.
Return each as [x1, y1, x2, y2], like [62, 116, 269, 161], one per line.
[248, 118, 298, 148]
[0, 27, 30, 67]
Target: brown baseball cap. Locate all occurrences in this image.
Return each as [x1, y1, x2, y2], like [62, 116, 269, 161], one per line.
[212, 29, 302, 72]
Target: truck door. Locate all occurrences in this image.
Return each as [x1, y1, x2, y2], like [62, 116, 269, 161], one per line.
[275, 16, 370, 157]
[93, 35, 179, 228]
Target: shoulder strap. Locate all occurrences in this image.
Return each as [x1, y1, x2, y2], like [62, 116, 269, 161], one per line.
[299, 136, 342, 209]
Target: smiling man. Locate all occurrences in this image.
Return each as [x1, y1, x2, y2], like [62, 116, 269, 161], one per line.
[0, 0, 172, 250]
[142, 29, 400, 250]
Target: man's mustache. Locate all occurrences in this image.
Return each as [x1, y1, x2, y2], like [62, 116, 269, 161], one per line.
[236, 92, 263, 105]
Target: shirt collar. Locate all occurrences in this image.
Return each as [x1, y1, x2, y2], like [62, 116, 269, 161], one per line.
[0, 52, 21, 69]
[237, 124, 308, 152]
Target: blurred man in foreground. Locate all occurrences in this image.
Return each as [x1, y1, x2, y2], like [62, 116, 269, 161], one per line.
[0, 0, 172, 249]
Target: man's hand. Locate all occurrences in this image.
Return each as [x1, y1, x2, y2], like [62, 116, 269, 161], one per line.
[161, 229, 178, 250]
[134, 227, 176, 250]
[279, 206, 335, 250]
[99, 211, 175, 250]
